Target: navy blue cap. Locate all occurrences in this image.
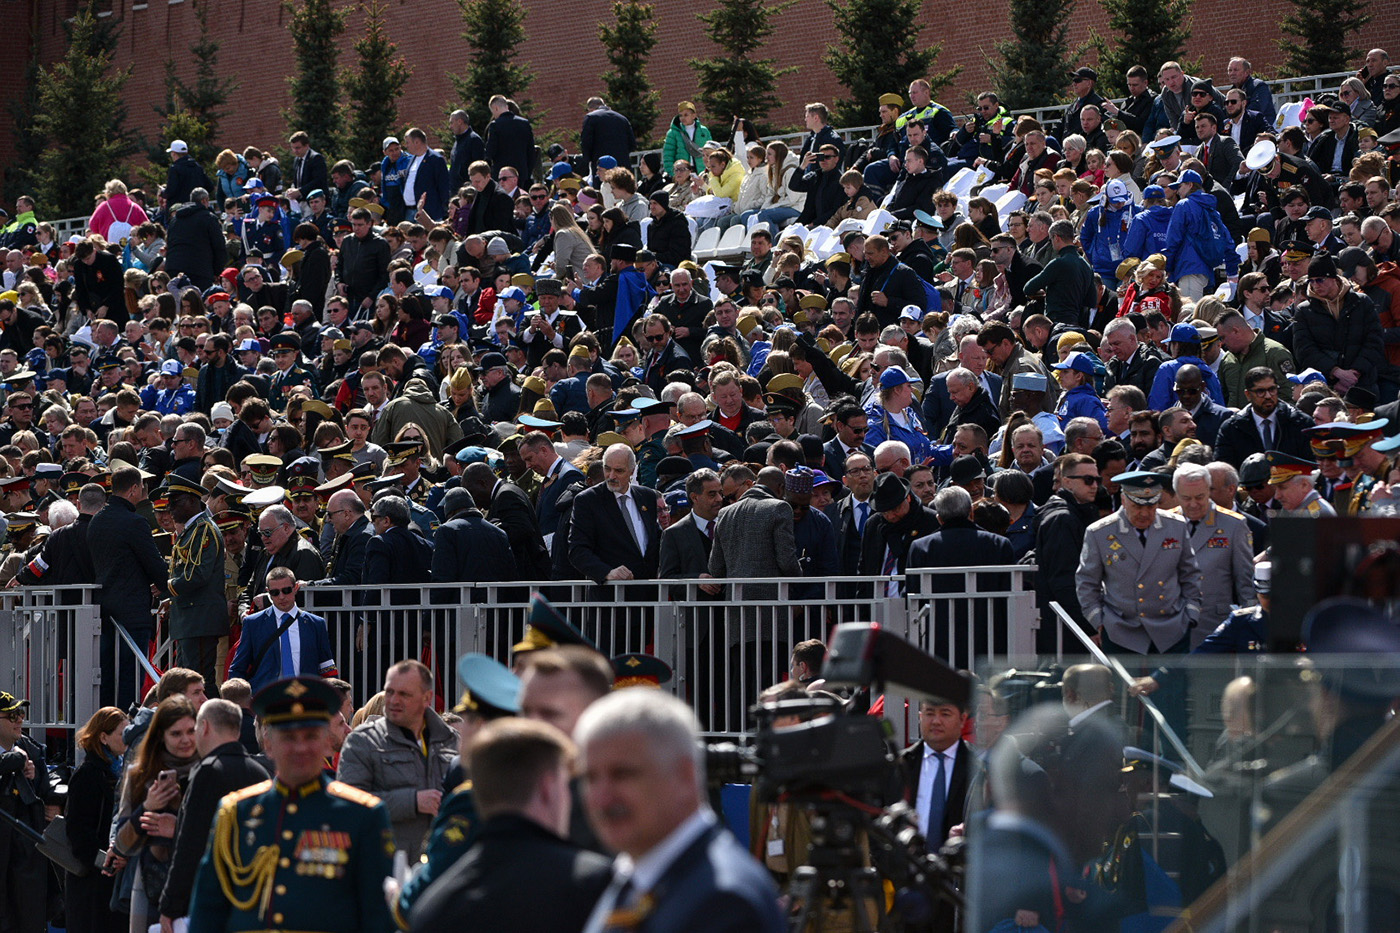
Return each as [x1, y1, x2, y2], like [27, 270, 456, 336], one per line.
[1052, 351, 1095, 375]
[253, 676, 342, 729]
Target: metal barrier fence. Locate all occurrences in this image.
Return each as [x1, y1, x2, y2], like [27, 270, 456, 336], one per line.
[6, 567, 1039, 745]
[1, 586, 102, 746]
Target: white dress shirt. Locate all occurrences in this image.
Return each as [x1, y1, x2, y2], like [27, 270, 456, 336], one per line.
[617, 488, 648, 552]
[916, 739, 959, 838]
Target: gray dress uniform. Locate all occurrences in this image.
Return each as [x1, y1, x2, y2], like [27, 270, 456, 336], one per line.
[1164, 504, 1256, 648]
[1076, 509, 1203, 653]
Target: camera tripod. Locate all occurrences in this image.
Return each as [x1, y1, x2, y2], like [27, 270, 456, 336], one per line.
[785, 803, 886, 933]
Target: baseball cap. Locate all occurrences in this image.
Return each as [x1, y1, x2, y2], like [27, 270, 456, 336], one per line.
[167, 139, 188, 154]
[1167, 169, 1203, 189]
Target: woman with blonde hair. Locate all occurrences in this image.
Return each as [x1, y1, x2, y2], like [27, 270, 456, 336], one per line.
[88, 178, 150, 241]
[695, 147, 746, 232]
[549, 202, 596, 280]
[214, 148, 250, 202]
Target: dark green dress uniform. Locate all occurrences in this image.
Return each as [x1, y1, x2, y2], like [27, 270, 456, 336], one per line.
[268, 333, 317, 413]
[188, 675, 397, 933]
[636, 433, 667, 489]
[186, 774, 396, 933]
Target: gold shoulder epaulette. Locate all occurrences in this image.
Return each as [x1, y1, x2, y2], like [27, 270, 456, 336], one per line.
[451, 779, 474, 796]
[327, 780, 383, 807]
[1217, 506, 1245, 521]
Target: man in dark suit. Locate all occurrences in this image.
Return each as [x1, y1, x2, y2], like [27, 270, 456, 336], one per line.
[88, 465, 170, 707]
[567, 445, 661, 584]
[834, 452, 876, 575]
[361, 494, 434, 661]
[484, 95, 537, 185]
[165, 473, 228, 687]
[1307, 104, 1359, 180]
[990, 233, 1041, 308]
[228, 568, 338, 692]
[518, 432, 584, 539]
[1213, 367, 1315, 467]
[658, 468, 721, 580]
[410, 718, 611, 933]
[857, 473, 940, 580]
[462, 462, 552, 579]
[1102, 317, 1165, 396]
[158, 699, 271, 925]
[899, 695, 974, 852]
[315, 490, 373, 586]
[250, 504, 326, 602]
[448, 109, 486, 195]
[579, 98, 636, 176]
[288, 131, 329, 195]
[640, 314, 693, 393]
[465, 161, 516, 235]
[403, 127, 452, 223]
[1192, 112, 1243, 186]
[429, 488, 518, 583]
[575, 689, 785, 933]
[1221, 89, 1269, 151]
[822, 404, 875, 483]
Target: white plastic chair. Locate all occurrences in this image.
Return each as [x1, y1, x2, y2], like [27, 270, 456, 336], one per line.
[994, 191, 1027, 229]
[716, 224, 748, 259]
[692, 226, 723, 262]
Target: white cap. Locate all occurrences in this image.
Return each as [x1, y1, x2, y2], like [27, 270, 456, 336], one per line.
[210, 402, 235, 423]
[899, 303, 925, 321]
[167, 140, 189, 154]
[1245, 140, 1277, 172]
[382, 136, 400, 150]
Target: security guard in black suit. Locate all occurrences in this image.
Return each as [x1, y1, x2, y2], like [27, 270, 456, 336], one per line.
[186, 677, 396, 933]
[394, 654, 521, 925]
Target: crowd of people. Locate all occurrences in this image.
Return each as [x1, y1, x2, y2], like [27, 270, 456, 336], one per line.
[1, 42, 1400, 933]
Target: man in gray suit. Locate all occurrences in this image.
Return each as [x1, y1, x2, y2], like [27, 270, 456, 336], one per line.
[1076, 469, 1201, 736]
[1162, 464, 1254, 648]
[707, 463, 801, 731]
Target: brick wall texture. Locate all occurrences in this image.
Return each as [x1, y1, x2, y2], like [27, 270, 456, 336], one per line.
[7, 0, 1400, 194]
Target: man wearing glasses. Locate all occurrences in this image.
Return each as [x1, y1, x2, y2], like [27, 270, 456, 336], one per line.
[1064, 67, 1106, 138]
[792, 143, 845, 228]
[229, 568, 336, 693]
[1033, 452, 1103, 652]
[0, 690, 54, 933]
[251, 504, 325, 604]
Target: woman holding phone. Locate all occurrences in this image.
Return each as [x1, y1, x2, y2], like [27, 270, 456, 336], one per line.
[113, 696, 199, 933]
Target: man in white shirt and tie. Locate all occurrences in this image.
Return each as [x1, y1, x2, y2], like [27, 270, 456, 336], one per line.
[576, 689, 784, 933]
[900, 695, 973, 851]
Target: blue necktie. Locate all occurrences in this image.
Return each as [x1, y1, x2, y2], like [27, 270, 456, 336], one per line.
[856, 501, 869, 535]
[279, 613, 296, 678]
[925, 751, 947, 841]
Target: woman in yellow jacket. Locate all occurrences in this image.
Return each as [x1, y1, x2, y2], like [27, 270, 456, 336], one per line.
[696, 148, 747, 232]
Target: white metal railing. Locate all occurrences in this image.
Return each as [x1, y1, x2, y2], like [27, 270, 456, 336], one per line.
[9, 567, 1041, 743]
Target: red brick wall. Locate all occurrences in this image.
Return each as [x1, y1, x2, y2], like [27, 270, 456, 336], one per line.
[13, 0, 1400, 206]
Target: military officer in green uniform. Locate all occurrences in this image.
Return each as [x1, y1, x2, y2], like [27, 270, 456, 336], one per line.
[187, 676, 396, 933]
[1303, 420, 1391, 516]
[1267, 452, 1336, 518]
[165, 473, 228, 687]
[268, 333, 318, 413]
[392, 653, 520, 927]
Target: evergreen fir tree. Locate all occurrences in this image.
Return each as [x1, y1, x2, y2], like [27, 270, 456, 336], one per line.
[823, 0, 957, 127]
[4, 53, 46, 205]
[688, 0, 797, 130]
[450, 0, 533, 130]
[283, 0, 348, 158]
[598, 0, 660, 145]
[1092, 0, 1194, 95]
[344, 0, 413, 171]
[990, 0, 1077, 112]
[1277, 0, 1372, 77]
[32, 7, 135, 217]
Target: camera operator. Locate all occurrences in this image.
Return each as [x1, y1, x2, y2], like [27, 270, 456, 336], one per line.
[746, 681, 879, 933]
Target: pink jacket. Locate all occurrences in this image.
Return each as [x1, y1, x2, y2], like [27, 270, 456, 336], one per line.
[88, 195, 150, 240]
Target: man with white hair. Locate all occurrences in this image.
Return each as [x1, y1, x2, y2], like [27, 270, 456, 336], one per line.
[576, 689, 784, 933]
[1164, 463, 1256, 647]
[567, 444, 660, 584]
[1267, 452, 1336, 517]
